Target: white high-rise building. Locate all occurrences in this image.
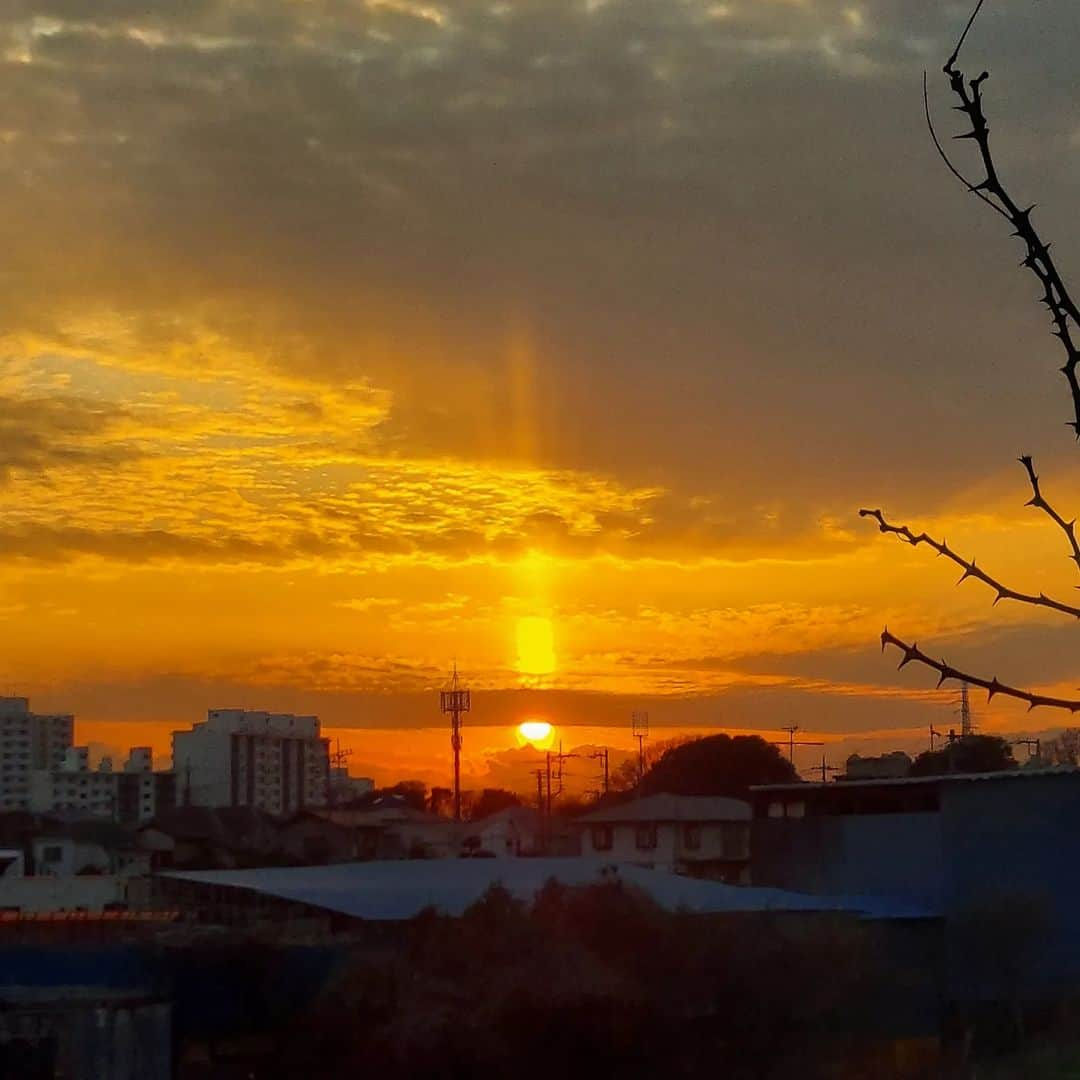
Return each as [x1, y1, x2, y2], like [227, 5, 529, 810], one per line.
[172, 709, 330, 815]
[0, 698, 74, 811]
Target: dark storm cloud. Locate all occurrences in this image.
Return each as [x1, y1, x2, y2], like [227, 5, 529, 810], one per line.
[3, 0, 1080, 520]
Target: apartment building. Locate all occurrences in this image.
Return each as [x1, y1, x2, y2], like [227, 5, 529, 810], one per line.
[172, 709, 330, 814]
[0, 698, 74, 811]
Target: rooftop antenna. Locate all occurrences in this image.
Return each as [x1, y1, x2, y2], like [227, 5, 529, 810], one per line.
[439, 663, 471, 822]
[776, 724, 823, 765]
[631, 711, 650, 782]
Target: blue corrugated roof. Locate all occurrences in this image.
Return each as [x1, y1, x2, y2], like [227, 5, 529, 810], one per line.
[162, 858, 935, 922]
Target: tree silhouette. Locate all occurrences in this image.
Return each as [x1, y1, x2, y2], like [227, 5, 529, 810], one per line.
[909, 734, 1016, 777]
[861, 0, 1080, 715]
[468, 787, 522, 820]
[637, 734, 797, 798]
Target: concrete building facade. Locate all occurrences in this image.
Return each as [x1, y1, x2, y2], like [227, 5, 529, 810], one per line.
[576, 794, 751, 881]
[28, 747, 175, 824]
[0, 698, 74, 811]
[173, 710, 330, 814]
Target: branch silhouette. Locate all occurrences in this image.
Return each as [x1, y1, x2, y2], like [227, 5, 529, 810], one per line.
[858, 506, 1080, 620]
[881, 629, 1080, 713]
[1018, 455, 1080, 575]
[930, 0, 1080, 434]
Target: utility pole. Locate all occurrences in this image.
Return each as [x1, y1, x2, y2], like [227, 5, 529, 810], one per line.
[632, 711, 650, 782]
[590, 748, 610, 796]
[439, 664, 471, 822]
[1012, 737, 1041, 761]
[814, 754, 840, 784]
[929, 725, 942, 752]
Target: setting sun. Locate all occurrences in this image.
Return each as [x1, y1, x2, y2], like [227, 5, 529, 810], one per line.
[515, 616, 556, 677]
[516, 719, 555, 749]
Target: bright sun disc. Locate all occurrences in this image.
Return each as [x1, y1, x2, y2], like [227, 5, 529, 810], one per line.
[518, 720, 554, 747]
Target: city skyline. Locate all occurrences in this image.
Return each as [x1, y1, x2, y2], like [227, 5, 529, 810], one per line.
[5, 1, 1080, 783]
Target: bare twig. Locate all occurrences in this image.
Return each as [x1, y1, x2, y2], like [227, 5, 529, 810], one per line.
[934, 0, 1080, 434]
[881, 629, 1080, 712]
[859, 507, 1080, 619]
[1018, 455, 1080, 575]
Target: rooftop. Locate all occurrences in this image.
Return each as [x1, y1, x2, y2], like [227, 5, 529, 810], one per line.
[577, 793, 751, 824]
[752, 765, 1080, 794]
[162, 857, 930, 921]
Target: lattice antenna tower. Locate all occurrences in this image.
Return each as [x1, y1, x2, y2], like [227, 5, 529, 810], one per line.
[959, 682, 974, 739]
[632, 710, 650, 780]
[439, 663, 471, 821]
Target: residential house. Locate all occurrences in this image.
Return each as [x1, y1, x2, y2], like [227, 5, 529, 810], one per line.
[576, 794, 751, 881]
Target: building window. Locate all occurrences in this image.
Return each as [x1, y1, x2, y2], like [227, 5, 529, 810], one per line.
[591, 825, 613, 852]
[41, 845, 63, 863]
[635, 824, 657, 851]
[683, 824, 701, 851]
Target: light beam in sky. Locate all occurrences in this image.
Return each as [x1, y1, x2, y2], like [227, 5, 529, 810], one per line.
[515, 615, 556, 678]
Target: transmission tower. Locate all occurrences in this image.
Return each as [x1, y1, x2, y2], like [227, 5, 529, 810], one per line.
[439, 664, 471, 821]
[632, 711, 650, 780]
[958, 683, 974, 738]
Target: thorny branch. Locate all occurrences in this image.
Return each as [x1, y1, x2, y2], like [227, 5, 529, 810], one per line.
[881, 630, 1080, 714]
[1018, 455, 1080, 575]
[858, 502, 1080, 620]
[929, 0, 1080, 434]
[864, 4, 1080, 714]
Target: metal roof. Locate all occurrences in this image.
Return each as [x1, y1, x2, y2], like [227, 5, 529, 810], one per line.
[162, 858, 931, 921]
[752, 765, 1080, 793]
[577, 794, 751, 825]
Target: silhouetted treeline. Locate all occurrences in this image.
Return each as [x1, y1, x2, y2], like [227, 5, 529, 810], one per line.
[269, 881, 895, 1080]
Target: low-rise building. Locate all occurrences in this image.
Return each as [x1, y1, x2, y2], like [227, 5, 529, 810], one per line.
[575, 794, 752, 881]
[751, 768, 1080, 992]
[173, 709, 330, 814]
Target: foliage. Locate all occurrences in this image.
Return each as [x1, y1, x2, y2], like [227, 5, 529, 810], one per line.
[909, 735, 1016, 777]
[274, 881, 886, 1080]
[467, 788, 522, 821]
[637, 733, 798, 798]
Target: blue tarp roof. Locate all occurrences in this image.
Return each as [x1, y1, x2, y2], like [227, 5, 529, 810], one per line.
[163, 858, 937, 921]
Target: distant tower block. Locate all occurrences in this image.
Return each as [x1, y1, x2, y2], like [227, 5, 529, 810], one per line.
[440, 665, 471, 822]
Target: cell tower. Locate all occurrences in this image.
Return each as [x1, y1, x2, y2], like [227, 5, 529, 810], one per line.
[632, 710, 650, 780]
[959, 683, 974, 738]
[439, 664, 471, 821]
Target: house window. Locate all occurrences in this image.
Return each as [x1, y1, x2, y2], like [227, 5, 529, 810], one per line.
[635, 824, 657, 851]
[683, 824, 701, 851]
[41, 845, 63, 863]
[591, 825, 613, 852]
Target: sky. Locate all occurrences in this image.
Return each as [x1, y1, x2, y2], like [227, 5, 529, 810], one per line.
[4, 0, 1080, 791]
